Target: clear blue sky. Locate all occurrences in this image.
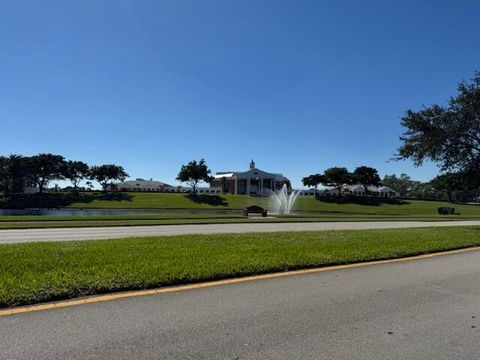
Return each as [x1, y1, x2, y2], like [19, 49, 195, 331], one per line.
[1, 1, 479, 188]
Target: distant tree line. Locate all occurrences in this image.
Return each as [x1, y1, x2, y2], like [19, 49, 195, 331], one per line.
[0, 153, 128, 196]
[302, 166, 381, 197]
[301, 166, 476, 203]
[382, 173, 477, 203]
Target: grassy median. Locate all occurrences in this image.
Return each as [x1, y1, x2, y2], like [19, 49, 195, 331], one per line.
[1, 226, 480, 308]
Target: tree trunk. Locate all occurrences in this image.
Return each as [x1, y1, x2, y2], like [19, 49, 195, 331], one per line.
[364, 185, 368, 197]
[447, 190, 454, 203]
[38, 180, 44, 194]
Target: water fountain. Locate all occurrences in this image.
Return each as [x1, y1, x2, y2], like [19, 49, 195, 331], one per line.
[269, 184, 300, 214]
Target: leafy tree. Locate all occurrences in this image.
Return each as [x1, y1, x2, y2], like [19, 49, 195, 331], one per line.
[353, 166, 381, 196]
[284, 179, 292, 190]
[397, 71, 480, 180]
[302, 174, 326, 196]
[176, 159, 212, 193]
[25, 153, 66, 194]
[381, 173, 418, 197]
[64, 161, 90, 193]
[0, 156, 9, 193]
[90, 164, 128, 191]
[321, 167, 353, 197]
[7, 155, 28, 194]
[429, 172, 466, 203]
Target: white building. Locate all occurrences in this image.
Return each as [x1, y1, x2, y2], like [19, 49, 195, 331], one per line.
[113, 178, 222, 194]
[114, 178, 173, 192]
[327, 184, 400, 198]
[210, 160, 290, 196]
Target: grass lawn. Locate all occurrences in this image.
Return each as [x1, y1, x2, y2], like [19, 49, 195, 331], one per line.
[1, 226, 480, 308]
[61, 193, 480, 216]
[1, 194, 480, 229]
[1, 193, 480, 229]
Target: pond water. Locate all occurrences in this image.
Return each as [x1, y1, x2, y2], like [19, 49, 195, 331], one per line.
[0, 208, 242, 216]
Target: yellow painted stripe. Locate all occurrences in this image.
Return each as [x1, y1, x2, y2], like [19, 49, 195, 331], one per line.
[1, 246, 479, 318]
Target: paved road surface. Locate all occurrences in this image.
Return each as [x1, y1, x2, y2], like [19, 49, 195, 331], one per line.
[1, 250, 480, 359]
[1, 220, 480, 243]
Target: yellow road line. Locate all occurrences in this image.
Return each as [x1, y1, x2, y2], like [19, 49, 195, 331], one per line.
[1, 246, 480, 318]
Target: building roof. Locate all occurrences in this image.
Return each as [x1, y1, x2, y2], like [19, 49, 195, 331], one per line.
[344, 184, 398, 193]
[116, 179, 173, 188]
[213, 165, 287, 181]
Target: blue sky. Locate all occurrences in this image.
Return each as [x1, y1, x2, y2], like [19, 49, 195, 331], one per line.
[1, 1, 479, 188]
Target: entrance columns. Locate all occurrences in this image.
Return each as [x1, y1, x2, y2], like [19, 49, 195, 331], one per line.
[234, 177, 238, 195]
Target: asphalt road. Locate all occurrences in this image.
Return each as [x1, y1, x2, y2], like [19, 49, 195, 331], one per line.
[1, 250, 480, 359]
[1, 220, 480, 243]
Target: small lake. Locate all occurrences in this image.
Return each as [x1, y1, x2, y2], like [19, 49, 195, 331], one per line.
[0, 209, 242, 216]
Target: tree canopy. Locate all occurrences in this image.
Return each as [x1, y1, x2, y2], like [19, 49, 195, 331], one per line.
[90, 165, 128, 192]
[176, 159, 212, 193]
[64, 161, 90, 192]
[397, 71, 480, 180]
[429, 173, 466, 203]
[302, 174, 326, 195]
[322, 167, 353, 196]
[25, 154, 67, 194]
[382, 174, 418, 197]
[353, 166, 381, 196]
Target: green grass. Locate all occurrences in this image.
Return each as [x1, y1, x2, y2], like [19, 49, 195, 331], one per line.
[63, 192, 263, 209]
[2, 226, 480, 308]
[2, 193, 480, 229]
[62, 193, 480, 216]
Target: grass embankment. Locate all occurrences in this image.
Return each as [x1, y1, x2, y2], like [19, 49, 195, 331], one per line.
[62, 193, 480, 217]
[1, 226, 480, 308]
[2, 194, 480, 229]
[5, 192, 480, 217]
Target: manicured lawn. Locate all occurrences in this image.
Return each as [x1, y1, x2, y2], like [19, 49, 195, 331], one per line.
[62, 193, 480, 217]
[1, 226, 480, 308]
[65, 192, 264, 209]
[2, 193, 480, 229]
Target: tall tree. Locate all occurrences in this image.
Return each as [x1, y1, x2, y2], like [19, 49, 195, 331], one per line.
[284, 179, 292, 190]
[302, 174, 326, 196]
[64, 161, 90, 193]
[397, 71, 480, 180]
[6, 155, 28, 194]
[429, 172, 466, 203]
[321, 167, 353, 197]
[25, 153, 66, 194]
[90, 164, 128, 191]
[353, 166, 381, 197]
[381, 173, 418, 197]
[0, 156, 9, 194]
[176, 159, 212, 193]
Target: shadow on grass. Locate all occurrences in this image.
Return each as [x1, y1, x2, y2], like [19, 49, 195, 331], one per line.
[316, 195, 409, 207]
[0, 192, 133, 209]
[185, 194, 229, 207]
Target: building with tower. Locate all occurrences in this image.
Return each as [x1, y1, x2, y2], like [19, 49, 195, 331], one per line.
[210, 160, 290, 196]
